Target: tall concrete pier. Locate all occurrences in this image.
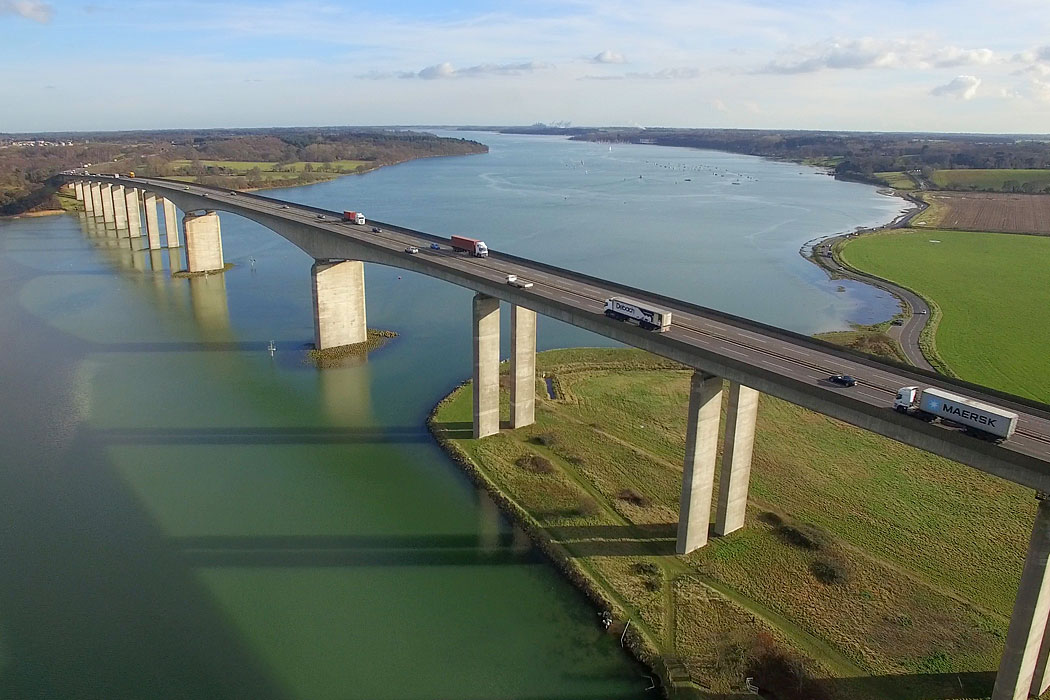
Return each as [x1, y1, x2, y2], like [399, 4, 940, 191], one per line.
[74, 182, 86, 211]
[310, 260, 366, 350]
[125, 188, 142, 237]
[677, 371, 723, 554]
[143, 194, 161, 249]
[163, 199, 180, 246]
[510, 305, 536, 429]
[90, 182, 103, 215]
[472, 293, 501, 439]
[100, 184, 115, 225]
[112, 185, 127, 230]
[183, 211, 224, 273]
[993, 495, 1050, 700]
[714, 383, 760, 536]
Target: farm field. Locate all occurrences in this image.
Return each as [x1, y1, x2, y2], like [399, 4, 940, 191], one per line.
[841, 229, 1050, 402]
[913, 192, 1050, 234]
[875, 171, 916, 190]
[432, 347, 1032, 700]
[931, 168, 1050, 192]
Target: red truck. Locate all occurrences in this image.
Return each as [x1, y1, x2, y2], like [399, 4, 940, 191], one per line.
[343, 211, 366, 224]
[450, 235, 489, 257]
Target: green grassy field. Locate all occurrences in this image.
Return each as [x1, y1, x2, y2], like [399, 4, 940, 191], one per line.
[875, 171, 916, 190]
[841, 229, 1050, 402]
[169, 159, 368, 173]
[432, 348, 1030, 699]
[931, 169, 1050, 192]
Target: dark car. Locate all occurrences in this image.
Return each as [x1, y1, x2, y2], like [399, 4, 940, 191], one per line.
[371, 226, 381, 233]
[828, 374, 857, 387]
[429, 243, 441, 250]
[891, 319, 903, 326]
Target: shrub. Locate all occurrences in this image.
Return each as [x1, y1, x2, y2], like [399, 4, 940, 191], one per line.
[616, 488, 650, 507]
[530, 432, 559, 447]
[631, 562, 662, 591]
[810, 557, 849, 585]
[515, 453, 555, 474]
[777, 523, 829, 551]
[576, 496, 600, 516]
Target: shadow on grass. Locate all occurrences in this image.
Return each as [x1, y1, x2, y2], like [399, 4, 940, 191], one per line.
[431, 420, 474, 439]
[705, 670, 996, 700]
[549, 523, 677, 557]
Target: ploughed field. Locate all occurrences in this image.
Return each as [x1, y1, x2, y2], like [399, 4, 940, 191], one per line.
[841, 229, 1050, 403]
[915, 192, 1050, 235]
[432, 348, 1033, 700]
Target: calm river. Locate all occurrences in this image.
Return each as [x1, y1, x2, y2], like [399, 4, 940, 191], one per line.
[0, 132, 906, 699]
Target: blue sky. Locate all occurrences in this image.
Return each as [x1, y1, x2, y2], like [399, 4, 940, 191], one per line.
[2, 0, 1049, 133]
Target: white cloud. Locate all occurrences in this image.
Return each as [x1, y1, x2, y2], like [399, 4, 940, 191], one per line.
[626, 67, 701, 80]
[758, 38, 998, 74]
[712, 98, 728, 112]
[0, 0, 52, 22]
[930, 75, 981, 99]
[397, 61, 553, 80]
[592, 49, 626, 64]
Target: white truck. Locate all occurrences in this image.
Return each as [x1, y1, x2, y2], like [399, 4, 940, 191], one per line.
[894, 386, 1018, 441]
[603, 297, 672, 332]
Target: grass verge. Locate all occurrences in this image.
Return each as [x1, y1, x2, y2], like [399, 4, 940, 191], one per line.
[430, 348, 1030, 700]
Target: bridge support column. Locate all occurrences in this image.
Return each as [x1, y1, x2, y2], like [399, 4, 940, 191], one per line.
[183, 211, 224, 273]
[90, 182, 103, 215]
[310, 260, 366, 349]
[992, 495, 1050, 700]
[74, 182, 85, 208]
[163, 199, 180, 247]
[125, 188, 142, 237]
[472, 293, 500, 439]
[100, 184, 115, 225]
[510, 305, 536, 429]
[143, 194, 161, 249]
[112, 185, 127, 230]
[677, 371, 722, 555]
[714, 383, 759, 537]
[80, 182, 93, 215]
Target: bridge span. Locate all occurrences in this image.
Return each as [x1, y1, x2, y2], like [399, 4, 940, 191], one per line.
[66, 174, 1050, 700]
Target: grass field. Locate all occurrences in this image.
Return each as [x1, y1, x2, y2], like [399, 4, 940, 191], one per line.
[165, 159, 369, 187]
[841, 229, 1050, 402]
[931, 169, 1050, 192]
[875, 171, 917, 190]
[432, 347, 1032, 699]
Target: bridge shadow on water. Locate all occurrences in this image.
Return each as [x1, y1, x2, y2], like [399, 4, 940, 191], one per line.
[173, 533, 538, 567]
[430, 420, 474, 439]
[94, 425, 434, 445]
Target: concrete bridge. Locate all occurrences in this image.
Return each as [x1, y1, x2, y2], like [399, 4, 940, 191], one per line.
[66, 174, 1050, 700]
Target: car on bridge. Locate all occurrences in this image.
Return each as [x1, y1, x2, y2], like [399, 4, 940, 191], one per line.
[828, 374, 857, 387]
[405, 246, 419, 254]
[507, 274, 533, 289]
[429, 243, 441, 250]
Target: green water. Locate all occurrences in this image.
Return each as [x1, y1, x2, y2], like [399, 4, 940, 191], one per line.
[0, 133, 906, 699]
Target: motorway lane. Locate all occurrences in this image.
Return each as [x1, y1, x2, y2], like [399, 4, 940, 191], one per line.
[109, 178, 1050, 464]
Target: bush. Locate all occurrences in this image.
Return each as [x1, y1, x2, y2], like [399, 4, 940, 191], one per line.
[616, 488, 650, 507]
[631, 562, 661, 591]
[777, 523, 829, 551]
[810, 557, 849, 586]
[575, 496, 600, 517]
[530, 432, 559, 447]
[515, 453, 555, 474]
[758, 511, 783, 527]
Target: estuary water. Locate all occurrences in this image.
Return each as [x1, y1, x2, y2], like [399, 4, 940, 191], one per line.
[0, 133, 905, 700]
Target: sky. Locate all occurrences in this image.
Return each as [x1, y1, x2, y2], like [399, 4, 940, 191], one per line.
[2, 0, 1050, 134]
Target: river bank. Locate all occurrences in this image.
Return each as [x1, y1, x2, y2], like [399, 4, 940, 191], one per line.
[429, 347, 1025, 700]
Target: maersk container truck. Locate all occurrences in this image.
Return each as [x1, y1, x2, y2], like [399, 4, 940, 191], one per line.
[343, 211, 366, 225]
[450, 235, 489, 257]
[603, 297, 672, 332]
[894, 386, 1018, 440]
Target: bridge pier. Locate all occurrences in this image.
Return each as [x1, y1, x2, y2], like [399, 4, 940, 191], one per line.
[125, 188, 142, 237]
[473, 293, 500, 439]
[163, 199, 180, 246]
[112, 185, 127, 230]
[143, 194, 161, 249]
[310, 260, 366, 350]
[183, 210, 224, 273]
[677, 371, 723, 554]
[100, 184, 115, 225]
[90, 182, 103, 216]
[714, 382, 759, 537]
[74, 182, 86, 211]
[510, 305, 536, 429]
[993, 495, 1050, 700]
